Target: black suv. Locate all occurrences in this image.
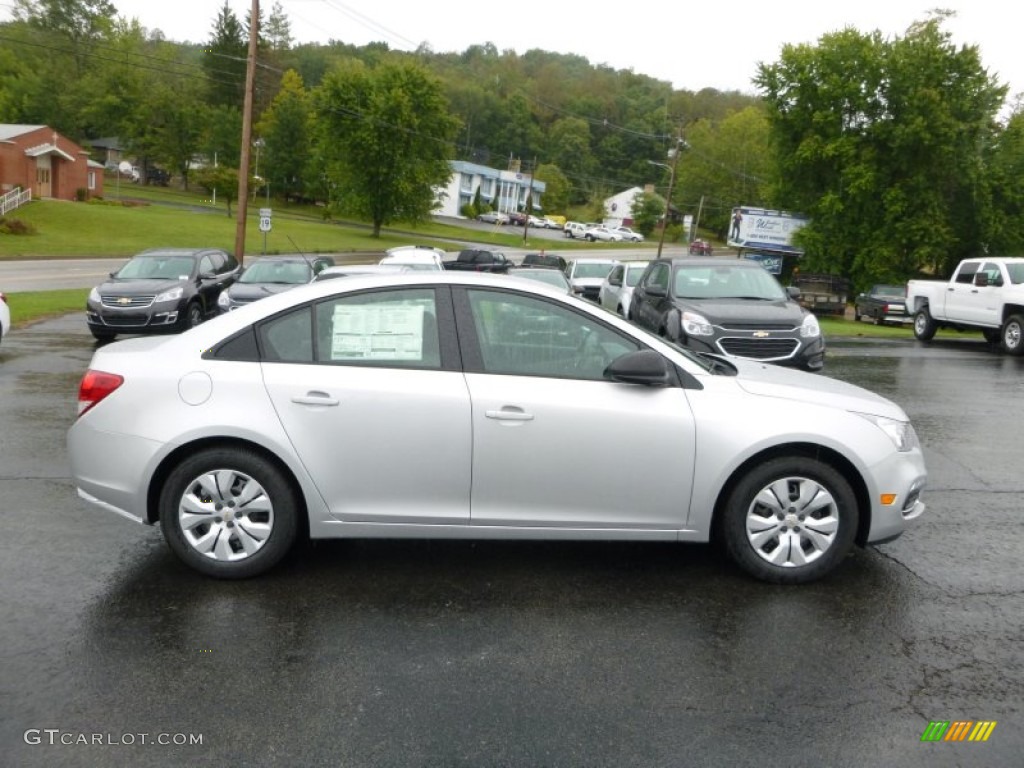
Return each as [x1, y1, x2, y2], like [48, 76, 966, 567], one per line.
[521, 252, 568, 271]
[86, 248, 240, 341]
[629, 258, 825, 371]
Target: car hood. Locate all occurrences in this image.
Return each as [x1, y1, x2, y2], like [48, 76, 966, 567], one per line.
[95, 278, 191, 296]
[674, 297, 806, 325]
[730, 357, 907, 420]
[228, 283, 300, 300]
[571, 277, 609, 287]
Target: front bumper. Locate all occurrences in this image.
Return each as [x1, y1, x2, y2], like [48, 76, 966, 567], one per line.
[681, 330, 826, 371]
[864, 448, 928, 544]
[86, 298, 187, 333]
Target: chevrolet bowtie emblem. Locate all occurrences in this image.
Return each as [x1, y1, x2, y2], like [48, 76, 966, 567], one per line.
[753, 331, 770, 338]
[117, 297, 132, 305]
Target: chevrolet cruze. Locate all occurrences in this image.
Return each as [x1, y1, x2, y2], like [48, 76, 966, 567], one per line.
[68, 273, 926, 583]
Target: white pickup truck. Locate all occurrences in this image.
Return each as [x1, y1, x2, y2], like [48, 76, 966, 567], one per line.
[906, 257, 1024, 353]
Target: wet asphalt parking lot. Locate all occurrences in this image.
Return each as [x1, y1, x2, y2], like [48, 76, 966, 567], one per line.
[1, 314, 1022, 767]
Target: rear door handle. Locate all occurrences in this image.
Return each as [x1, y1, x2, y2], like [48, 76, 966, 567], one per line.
[291, 391, 339, 407]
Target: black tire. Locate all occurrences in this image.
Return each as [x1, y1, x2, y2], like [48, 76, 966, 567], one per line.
[90, 329, 116, 342]
[1001, 314, 1024, 355]
[184, 301, 204, 330]
[159, 447, 299, 578]
[913, 308, 937, 341]
[720, 456, 858, 584]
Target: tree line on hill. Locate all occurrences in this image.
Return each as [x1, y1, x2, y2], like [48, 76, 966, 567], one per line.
[3, 1, 1024, 287]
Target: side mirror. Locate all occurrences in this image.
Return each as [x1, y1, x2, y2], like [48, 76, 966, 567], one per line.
[787, 286, 801, 299]
[604, 349, 670, 387]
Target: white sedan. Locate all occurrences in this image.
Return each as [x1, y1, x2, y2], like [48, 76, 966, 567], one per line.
[599, 261, 651, 317]
[612, 226, 644, 243]
[584, 225, 623, 242]
[67, 272, 926, 584]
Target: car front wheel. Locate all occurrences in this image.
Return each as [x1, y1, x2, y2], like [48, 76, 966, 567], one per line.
[159, 447, 299, 578]
[720, 457, 858, 584]
[913, 308, 937, 341]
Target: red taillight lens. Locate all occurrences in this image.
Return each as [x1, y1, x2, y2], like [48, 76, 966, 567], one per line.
[78, 370, 124, 416]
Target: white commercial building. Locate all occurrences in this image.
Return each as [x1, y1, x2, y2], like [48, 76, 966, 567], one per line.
[435, 160, 546, 219]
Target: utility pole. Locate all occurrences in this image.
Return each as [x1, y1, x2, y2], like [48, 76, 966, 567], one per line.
[521, 156, 536, 245]
[650, 131, 686, 260]
[234, 0, 259, 266]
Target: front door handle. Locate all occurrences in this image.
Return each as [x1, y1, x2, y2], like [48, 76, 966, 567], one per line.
[485, 407, 534, 422]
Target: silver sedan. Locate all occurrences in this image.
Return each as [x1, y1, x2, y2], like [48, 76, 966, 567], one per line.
[67, 273, 927, 583]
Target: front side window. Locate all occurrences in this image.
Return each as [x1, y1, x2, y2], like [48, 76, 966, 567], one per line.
[978, 262, 1002, 286]
[955, 262, 979, 284]
[645, 263, 670, 291]
[467, 289, 639, 381]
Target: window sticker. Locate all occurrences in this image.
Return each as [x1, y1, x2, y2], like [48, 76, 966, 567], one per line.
[331, 304, 425, 361]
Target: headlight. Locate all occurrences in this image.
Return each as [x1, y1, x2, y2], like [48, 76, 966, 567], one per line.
[88, 287, 100, 302]
[800, 313, 821, 338]
[681, 311, 714, 336]
[856, 413, 919, 452]
[217, 292, 231, 309]
[155, 286, 184, 302]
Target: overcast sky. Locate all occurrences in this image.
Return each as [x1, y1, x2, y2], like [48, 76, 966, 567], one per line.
[4, 1, 1022, 99]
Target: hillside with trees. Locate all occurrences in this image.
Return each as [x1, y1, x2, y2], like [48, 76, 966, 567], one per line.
[3, 1, 1024, 288]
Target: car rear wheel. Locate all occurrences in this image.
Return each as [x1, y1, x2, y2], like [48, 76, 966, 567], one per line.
[159, 447, 299, 578]
[913, 308, 937, 341]
[720, 457, 857, 584]
[1001, 314, 1024, 355]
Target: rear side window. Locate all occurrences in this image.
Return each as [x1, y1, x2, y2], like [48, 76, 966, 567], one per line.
[314, 288, 440, 369]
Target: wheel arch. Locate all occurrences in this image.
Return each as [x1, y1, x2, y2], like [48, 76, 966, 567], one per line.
[1001, 303, 1024, 324]
[146, 436, 309, 540]
[710, 442, 871, 547]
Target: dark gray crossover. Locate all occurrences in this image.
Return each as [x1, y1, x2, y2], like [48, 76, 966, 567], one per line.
[629, 258, 825, 371]
[86, 247, 239, 341]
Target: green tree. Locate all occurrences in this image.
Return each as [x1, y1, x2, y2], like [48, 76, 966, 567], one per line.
[534, 163, 570, 214]
[755, 14, 1005, 286]
[630, 190, 665, 237]
[203, 1, 246, 108]
[314, 59, 460, 236]
[265, 1, 292, 51]
[257, 69, 311, 202]
[193, 165, 241, 216]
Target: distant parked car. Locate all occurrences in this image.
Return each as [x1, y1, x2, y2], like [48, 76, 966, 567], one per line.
[380, 246, 445, 271]
[565, 258, 619, 302]
[599, 260, 651, 317]
[217, 255, 334, 313]
[611, 226, 644, 243]
[563, 222, 588, 239]
[507, 212, 528, 226]
[584, 225, 624, 243]
[86, 248, 240, 342]
[508, 266, 571, 293]
[476, 211, 510, 225]
[688, 239, 713, 256]
[145, 167, 171, 186]
[521, 252, 568, 271]
[0, 290, 10, 344]
[854, 284, 911, 325]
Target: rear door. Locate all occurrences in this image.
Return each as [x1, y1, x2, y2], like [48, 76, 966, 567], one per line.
[260, 286, 472, 525]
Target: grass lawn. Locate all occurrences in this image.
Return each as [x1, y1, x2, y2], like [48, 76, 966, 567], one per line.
[0, 194, 610, 259]
[6, 288, 89, 329]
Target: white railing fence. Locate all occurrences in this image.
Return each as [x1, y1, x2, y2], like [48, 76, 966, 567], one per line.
[1, 187, 33, 216]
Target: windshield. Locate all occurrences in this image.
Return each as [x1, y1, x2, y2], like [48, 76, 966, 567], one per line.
[573, 263, 615, 279]
[115, 255, 194, 280]
[875, 284, 905, 295]
[239, 260, 311, 284]
[672, 265, 787, 300]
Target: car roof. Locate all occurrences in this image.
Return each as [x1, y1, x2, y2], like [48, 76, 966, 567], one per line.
[666, 258, 759, 268]
[135, 247, 225, 259]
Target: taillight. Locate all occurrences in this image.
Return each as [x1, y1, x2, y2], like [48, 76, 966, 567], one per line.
[78, 370, 124, 416]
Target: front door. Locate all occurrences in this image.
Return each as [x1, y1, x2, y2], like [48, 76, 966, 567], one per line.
[35, 157, 52, 198]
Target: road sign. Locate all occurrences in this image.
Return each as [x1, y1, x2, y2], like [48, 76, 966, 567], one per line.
[259, 207, 272, 233]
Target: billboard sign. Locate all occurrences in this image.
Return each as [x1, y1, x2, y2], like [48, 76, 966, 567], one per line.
[727, 207, 808, 254]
